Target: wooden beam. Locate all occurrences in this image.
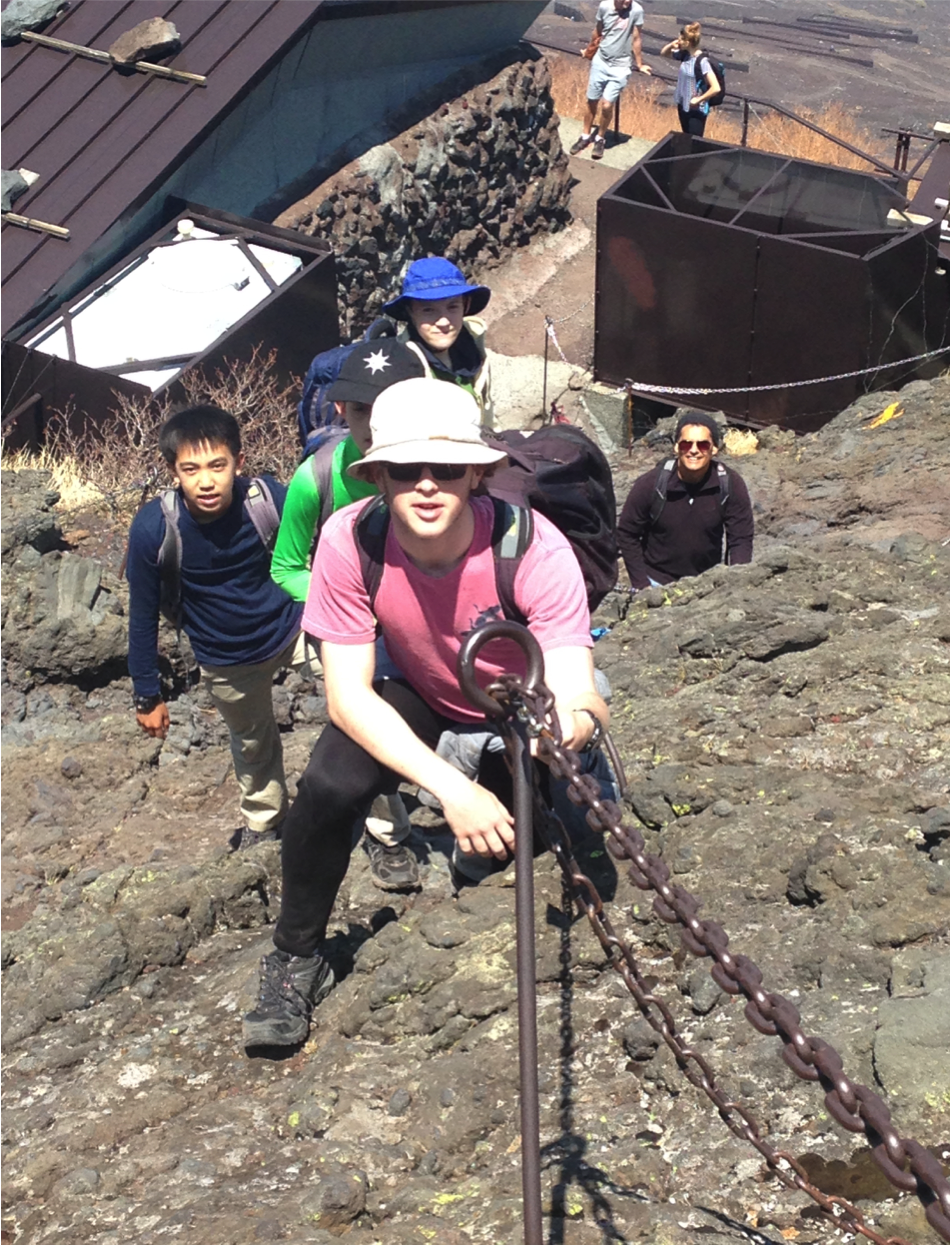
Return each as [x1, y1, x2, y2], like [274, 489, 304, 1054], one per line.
[20, 29, 206, 85]
[2, 212, 70, 239]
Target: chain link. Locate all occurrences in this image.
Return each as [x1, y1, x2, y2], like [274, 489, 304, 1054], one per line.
[550, 297, 593, 325]
[489, 676, 950, 1246]
[616, 348, 948, 397]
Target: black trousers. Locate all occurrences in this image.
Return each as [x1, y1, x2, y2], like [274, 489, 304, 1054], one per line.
[274, 679, 519, 958]
[678, 106, 707, 136]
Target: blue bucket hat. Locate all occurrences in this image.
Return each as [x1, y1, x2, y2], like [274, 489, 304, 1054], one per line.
[382, 257, 490, 320]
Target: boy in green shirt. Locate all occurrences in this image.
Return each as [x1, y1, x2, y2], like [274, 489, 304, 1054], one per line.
[271, 338, 425, 890]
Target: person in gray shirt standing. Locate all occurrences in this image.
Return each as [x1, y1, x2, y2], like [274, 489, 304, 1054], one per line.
[570, 0, 651, 161]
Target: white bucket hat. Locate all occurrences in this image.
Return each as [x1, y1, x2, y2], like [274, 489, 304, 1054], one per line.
[348, 377, 506, 478]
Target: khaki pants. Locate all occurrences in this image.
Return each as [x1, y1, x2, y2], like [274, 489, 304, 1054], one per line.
[201, 630, 317, 834]
[201, 631, 409, 843]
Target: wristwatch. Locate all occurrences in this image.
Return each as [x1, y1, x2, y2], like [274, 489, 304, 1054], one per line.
[134, 693, 164, 714]
[577, 709, 605, 753]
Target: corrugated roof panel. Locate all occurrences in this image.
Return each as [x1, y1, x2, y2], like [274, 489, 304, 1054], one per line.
[1, 0, 324, 334]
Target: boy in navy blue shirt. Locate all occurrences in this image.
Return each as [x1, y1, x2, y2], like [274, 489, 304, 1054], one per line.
[127, 406, 307, 849]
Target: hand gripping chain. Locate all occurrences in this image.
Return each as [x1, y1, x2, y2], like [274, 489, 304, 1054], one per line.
[458, 621, 950, 1246]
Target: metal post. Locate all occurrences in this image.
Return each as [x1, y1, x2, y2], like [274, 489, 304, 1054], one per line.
[512, 721, 543, 1246]
[900, 133, 911, 172]
[542, 317, 551, 420]
[456, 621, 546, 1245]
[614, 97, 620, 141]
[741, 97, 750, 148]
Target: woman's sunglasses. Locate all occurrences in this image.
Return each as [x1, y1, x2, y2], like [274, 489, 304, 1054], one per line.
[677, 439, 712, 453]
[384, 462, 469, 483]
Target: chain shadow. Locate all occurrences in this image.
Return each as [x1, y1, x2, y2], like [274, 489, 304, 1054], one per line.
[541, 877, 647, 1246]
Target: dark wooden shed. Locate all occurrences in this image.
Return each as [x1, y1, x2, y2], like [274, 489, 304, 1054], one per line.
[595, 133, 949, 432]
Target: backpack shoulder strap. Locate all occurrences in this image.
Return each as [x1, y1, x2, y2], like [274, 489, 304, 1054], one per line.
[244, 478, 281, 550]
[355, 494, 390, 611]
[157, 488, 183, 626]
[648, 459, 676, 527]
[353, 496, 535, 624]
[403, 338, 433, 376]
[715, 461, 730, 511]
[490, 497, 533, 626]
[310, 438, 343, 539]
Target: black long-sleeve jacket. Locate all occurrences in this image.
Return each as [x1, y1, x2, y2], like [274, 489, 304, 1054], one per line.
[617, 461, 754, 590]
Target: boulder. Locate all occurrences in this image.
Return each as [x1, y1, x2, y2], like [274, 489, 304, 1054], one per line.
[108, 17, 180, 65]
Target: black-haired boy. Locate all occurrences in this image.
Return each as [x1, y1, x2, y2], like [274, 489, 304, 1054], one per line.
[127, 405, 306, 848]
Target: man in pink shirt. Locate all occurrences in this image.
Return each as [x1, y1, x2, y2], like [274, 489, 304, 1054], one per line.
[243, 379, 609, 1048]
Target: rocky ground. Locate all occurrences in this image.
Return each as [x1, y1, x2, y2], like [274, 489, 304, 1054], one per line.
[1, 368, 948, 1246]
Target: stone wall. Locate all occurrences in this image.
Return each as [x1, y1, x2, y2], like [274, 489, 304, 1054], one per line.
[275, 50, 571, 337]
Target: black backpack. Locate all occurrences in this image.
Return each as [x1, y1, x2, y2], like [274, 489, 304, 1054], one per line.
[157, 479, 280, 628]
[649, 458, 730, 526]
[486, 425, 618, 612]
[695, 50, 726, 107]
[297, 318, 395, 451]
[351, 425, 618, 618]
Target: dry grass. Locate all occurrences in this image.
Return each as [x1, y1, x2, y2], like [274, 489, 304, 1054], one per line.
[1, 347, 302, 521]
[0, 443, 106, 512]
[547, 52, 890, 170]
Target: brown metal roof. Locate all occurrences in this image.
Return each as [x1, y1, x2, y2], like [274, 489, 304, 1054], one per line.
[1, 0, 325, 336]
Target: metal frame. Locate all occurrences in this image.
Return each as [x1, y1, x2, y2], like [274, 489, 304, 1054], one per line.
[2, 203, 339, 452]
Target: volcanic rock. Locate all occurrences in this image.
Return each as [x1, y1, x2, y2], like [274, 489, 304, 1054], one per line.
[0, 373, 947, 1245]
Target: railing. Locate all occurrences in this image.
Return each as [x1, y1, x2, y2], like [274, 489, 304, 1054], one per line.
[531, 39, 928, 183]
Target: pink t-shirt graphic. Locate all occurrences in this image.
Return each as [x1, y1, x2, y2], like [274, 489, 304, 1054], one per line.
[304, 496, 592, 722]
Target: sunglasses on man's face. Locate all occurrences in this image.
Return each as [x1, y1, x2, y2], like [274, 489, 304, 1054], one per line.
[677, 439, 712, 454]
[384, 462, 469, 483]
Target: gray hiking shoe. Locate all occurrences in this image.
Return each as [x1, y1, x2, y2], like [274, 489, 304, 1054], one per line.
[243, 949, 335, 1047]
[569, 132, 593, 155]
[591, 136, 606, 160]
[364, 836, 421, 891]
[229, 822, 282, 852]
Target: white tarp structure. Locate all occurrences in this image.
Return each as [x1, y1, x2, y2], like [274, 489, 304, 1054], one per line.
[27, 224, 302, 391]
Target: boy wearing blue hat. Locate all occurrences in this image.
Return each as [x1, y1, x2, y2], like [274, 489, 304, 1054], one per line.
[383, 257, 496, 429]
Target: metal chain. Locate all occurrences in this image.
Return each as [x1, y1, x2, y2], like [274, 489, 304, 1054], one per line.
[550, 297, 592, 325]
[617, 347, 948, 397]
[544, 317, 582, 370]
[489, 676, 950, 1246]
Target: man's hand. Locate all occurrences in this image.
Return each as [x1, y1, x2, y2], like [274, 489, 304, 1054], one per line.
[638, 64, 652, 74]
[560, 708, 600, 753]
[438, 771, 515, 860]
[136, 702, 170, 739]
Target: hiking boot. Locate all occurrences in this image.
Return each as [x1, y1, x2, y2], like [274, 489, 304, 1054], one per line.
[569, 132, 594, 155]
[243, 949, 335, 1047]
[229, 822, 283, 852]
[364, 836, 421, 891]
[591, 136, 606, 160]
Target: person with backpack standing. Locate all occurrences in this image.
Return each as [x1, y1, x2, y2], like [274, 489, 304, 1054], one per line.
[127, 406, 309, 851]
[617, 414, 754, 591]
[270, 337, 426, 890]
[383, 257, 496, 429]
[242, 378, 608, 1047]
[570, 0, 651, 161]
[661, 22, 721, 136]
